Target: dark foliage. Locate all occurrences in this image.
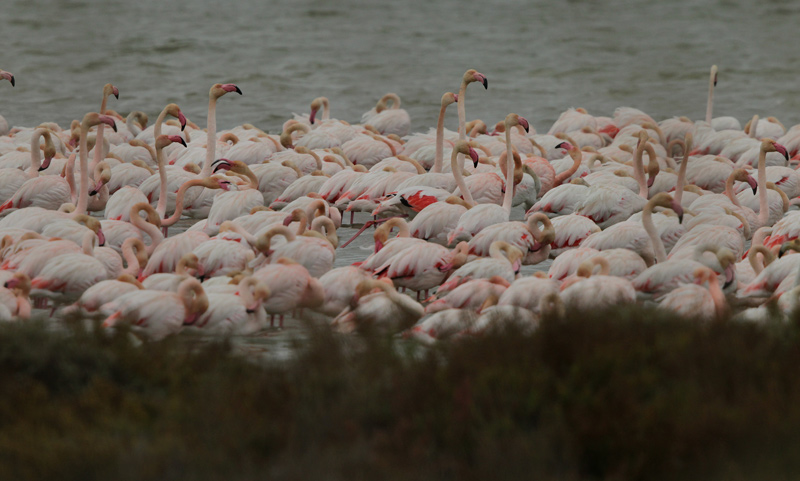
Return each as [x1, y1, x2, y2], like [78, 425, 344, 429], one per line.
[1, 307, 800, 480]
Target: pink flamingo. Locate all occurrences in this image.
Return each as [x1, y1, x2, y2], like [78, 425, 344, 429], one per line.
[467, 212, 555, 265]
[361, 93, 411, 137]
[251, 258, 324, 328]
[332, 278, 424, 333]
[658, 266, 727, 320]
[101, 277, 209, 341]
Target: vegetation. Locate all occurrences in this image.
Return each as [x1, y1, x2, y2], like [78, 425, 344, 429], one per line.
[2, 308, 800, 480]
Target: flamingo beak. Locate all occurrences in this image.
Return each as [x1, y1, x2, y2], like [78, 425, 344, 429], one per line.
[713, 73, 718, 87]
[453, 94, 458, 102]
[518, 117, 530, 133]
[647, 175, 656, 188]
[747, 175, 758, 194]
[222, 83, 242, 95]
[99, 115, 117, 132]
[112, 86, 119, 99]
[169, 135, 187, 147]
[39, 157, 53, 172]
[555, 141, 570, 151]
[178, 112, 187, 131]
[282, 216, 293, 227]
[671, 200, 684, 223]
[212, 159, 232, 173]
[309, 108, 317, 125]
[775, 143, 790, 161]
[468, 147, 480, 167]
[1, 72, 15, 87]
[97, 229, 106, 246]
[474, 73, 488, 89]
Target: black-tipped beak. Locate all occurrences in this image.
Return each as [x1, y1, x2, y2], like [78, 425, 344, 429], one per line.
[555, 141, 568, 149]
[178, 138, 187, 148]
[234, 86, 243, 95]
[113, 92, 119, 99]
[9, 76, 14, 87]
[90, 190, 98, 196]
[482, 78, 488, 89]
[38, 166, 46, 172]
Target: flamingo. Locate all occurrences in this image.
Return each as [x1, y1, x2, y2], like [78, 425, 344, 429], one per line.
[251, 258, 324, 328]
[437, 241, 522, 294]
[467, 212, 555, 265]
[658, 267, 727, 320]
[332, 278, 424, 333]
[560, 257, 636, 310]
[101, 278, 209, 341]
[189, 277, 271, 335]
[361, 93, 411, 137]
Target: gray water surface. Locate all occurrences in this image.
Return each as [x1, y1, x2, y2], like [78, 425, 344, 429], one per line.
[2, 0, 799, 134]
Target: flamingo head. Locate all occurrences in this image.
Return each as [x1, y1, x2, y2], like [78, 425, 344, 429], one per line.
[211, 83, 242, 99]
[0, 71, 14, 87]
[779, 239, 800, 258]
[103, 83, 119, 100]
[309, 97, 326, 124]
[441, 92, 457, 107]
[555, 141, 573, 153]
[464, 69, 488, 89]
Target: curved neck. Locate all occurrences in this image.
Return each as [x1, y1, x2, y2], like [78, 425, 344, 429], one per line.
[81, 230, 96, 255]
[431, 103, 448, 173]
[642, 201, 667, 263]
[501, 129, 514, 213]
[130, 207, 164, 255]
[554, 148, 582, 186]
[162, 179, 207, 226]
[748, 246, 774, 275]
[120, 239, 142, 277]
[632, 141, 649, 198]
[451, 148, 475, 206]
[202, 96, 218, 177]
[27, 128, 47, 176]
[154, 106, 170, 140]
[64, 152, 77, 203]
[724, 172, 743, 207]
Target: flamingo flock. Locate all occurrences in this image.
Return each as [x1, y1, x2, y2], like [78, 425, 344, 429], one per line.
[0, 65, 799, 342]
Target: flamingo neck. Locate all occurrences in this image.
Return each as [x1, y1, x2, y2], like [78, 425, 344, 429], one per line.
[121, 240, 140, 277]
[632, 142, 648, 198]
[451, 148, 475, 207]
[502, 129, 514, 214]
[642, 202, 666, 263]
[202, 96, 217, 177]
[554, 148, 582, 186]
[130, 209, 164, 255]
[724, 173, 744, 208]
[456, 79, 469, 182]
[674, 140, 689, 206]
[154, 106, 169, 140]
[705, 75, 714, 124]
[155, 144, 169, 218]
[758, 149, 769, 226]
[431, 104, 448, 173]
[27, 128, 47, 177]
[74, 126, 91, 215]
[162, 179, 206, 226]
[81, 230, 96, 255]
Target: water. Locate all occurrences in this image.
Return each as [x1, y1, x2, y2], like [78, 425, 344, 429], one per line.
[2, 0, 800, 135]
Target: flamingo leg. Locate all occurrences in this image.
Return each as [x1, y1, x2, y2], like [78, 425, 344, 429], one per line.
[279, 315, 284, 329]
[350, 211, 355, 225]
